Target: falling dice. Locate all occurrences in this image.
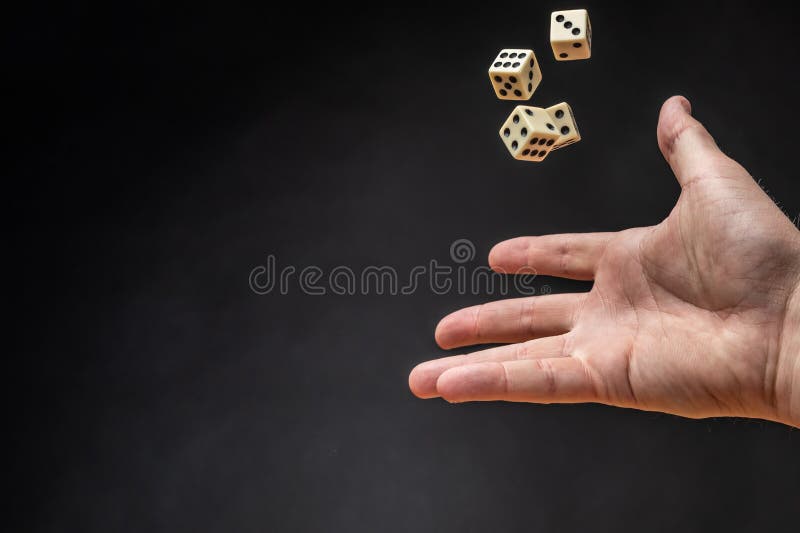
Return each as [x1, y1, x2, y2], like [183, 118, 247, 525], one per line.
[546, 102, 581, 150]
[550, 9, 592, 61]
[499, 106, 560, 162]
[488, 49, 542, 100]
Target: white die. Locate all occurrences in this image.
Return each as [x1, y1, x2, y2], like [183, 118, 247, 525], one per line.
[550, 9, 592, 61]
[499, 106, 561, 162]
[545, 102, 581, 150]
[488, 49, 542, 101]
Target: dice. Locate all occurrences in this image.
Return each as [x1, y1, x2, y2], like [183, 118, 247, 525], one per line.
[499, 106, 560, 161]
[546, 102, 581, 150]
[550, 9, 592, 61]
[488, 49, 542, 100]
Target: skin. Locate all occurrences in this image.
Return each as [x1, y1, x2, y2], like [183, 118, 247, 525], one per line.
[409, 96, 800, 427]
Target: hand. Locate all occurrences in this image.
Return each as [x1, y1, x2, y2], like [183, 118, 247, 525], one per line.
[409, 96, 800, 427]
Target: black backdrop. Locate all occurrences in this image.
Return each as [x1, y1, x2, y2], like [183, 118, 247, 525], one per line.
[11, 1, 800, 531]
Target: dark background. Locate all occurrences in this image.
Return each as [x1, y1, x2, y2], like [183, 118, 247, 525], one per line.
[10, 1, 800, 531]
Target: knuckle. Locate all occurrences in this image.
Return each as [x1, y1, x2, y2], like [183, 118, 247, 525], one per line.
[513, 342, 529, 360]
[471, 304, 484, 340]
[557, 239, 574, 276]
[533, 359, 558, 396]
[523, 298, 537, 336]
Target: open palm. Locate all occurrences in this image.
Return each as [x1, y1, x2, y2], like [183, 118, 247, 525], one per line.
[409, 97, 800, 426]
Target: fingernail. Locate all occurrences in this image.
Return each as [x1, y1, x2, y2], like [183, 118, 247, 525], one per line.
[678, 96, 692, 114]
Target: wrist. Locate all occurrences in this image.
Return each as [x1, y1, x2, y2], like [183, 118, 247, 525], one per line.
[777, 260, 800, 428]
